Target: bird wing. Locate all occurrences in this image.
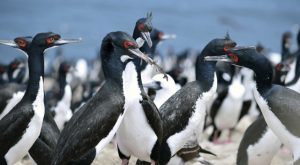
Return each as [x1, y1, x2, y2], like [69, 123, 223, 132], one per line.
[159, 81, 204, 139]
[264, 85, 300, 137]
[140, 91, 163, 143]
[0, 102, 34, 155]
[52, 82, 125, 164]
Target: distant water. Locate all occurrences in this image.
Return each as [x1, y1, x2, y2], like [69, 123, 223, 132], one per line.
[0, 0, 299, 64]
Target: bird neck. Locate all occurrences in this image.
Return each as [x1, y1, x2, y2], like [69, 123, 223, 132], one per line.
[23, 47, 45, 102]
[273, 71, 286, 86]
[195, 46, 217, 91]
[245, 55, 273, 94]
[286, 49, 300, 85]
[139, 39, 160, 71]
[101, 35, 123, 84]
[281, 40, 290, 61]
[140, 39, 159, 55]
[132, 27, 141, 40]
[132, 27, 152, 71]
[58, 71, 67, 100]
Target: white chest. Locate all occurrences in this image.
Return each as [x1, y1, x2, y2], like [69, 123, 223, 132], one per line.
[215, 95, 244, 130]
[5, 77, 45, 165]
[253, 87, 300, 161]
[53, 85, 73, 130]
[247, 127, 281, 165]
[215, 80, 245, 129]
[117, 62, 157, 161]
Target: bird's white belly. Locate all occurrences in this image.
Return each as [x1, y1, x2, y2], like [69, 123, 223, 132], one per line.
[215, 97, 243, 130]
[247, 127, 281, 165]
[254, 88, 300, 162]
[116, 61, 157, 161]
[53, 102, 73, 131]
[5, 77, 45, 165]
[117, 98, 157, 161]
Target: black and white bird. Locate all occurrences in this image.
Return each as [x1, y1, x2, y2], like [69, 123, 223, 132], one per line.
[51, 62, 73, 131]
[0, 37, 32, 119]
[158, 35, 236, 165]
[0, 32, 79, 165]
[209, 68, 246, 143]
[0, 59, 28, 120]
[51, 31, 163, 165]
[114, 14, 165, 165]
[285, 30, 300, 92]
[7, 58, 28, 84]
[206, 46, 300, 164]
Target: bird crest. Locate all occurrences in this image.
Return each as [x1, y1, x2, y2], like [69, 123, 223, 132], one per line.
[146, 12, 153, 22]
[225, 31, 231, 40]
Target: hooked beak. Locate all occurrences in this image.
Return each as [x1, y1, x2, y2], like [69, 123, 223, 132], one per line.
[204, 55, 232, 62]
[128, 48, 168, 80]
[128, 48, 153, 64]
[0, 40, 18, 48]
[141, 32, 152, 48]
[143, 81, 162, 90]
[54, 38, 82, 46]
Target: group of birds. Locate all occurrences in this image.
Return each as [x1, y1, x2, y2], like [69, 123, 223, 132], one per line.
[0, 12, 299, 165]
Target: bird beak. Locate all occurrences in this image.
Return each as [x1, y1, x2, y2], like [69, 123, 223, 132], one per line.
[143, 81, 162, 90]
[204, 55, 232, 62]
[141, 32, 152, 48]
[128, 48, 153, 64]
[128, 48, 168, 80]
[161, 34, 177, 40]
[0, 40, 18, 48]
[54, 38, 82, 45]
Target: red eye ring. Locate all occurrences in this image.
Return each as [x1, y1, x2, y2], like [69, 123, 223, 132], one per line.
[275, 64, 282, 71]
[46, 37, 55, 44]
[16, 39, 26, 48]
[123, 41, 136, 49]
[228, 52, 239, 62]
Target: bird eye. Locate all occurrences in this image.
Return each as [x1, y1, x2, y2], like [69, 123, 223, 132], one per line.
[228, 52, 239, 62]
[46, 37, 55, 44]
[53, 34, 60, 40]
[138, 23, 145, 31]
[123, 41, 136, 49]
[16, 39, 26, 48]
